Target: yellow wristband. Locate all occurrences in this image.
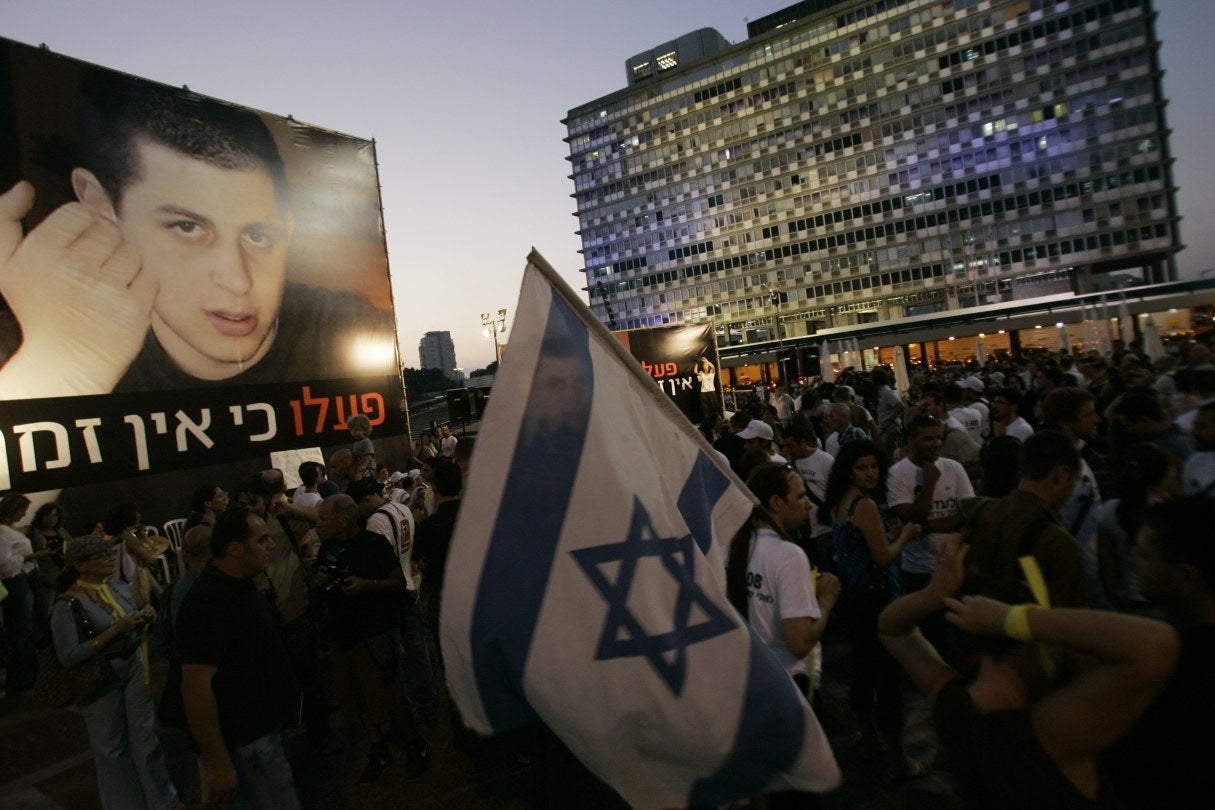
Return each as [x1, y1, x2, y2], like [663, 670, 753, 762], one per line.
[1003, 604, 1038, 642]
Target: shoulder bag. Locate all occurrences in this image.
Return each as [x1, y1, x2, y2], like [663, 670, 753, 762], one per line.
[33, 596, 114, 708]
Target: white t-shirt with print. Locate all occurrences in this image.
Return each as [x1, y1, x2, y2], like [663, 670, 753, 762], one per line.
[743, 529, 821, 678]
[886, 457, 974, 574]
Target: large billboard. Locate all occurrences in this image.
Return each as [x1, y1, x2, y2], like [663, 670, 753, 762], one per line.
[0, 39, 405, 529]
[613, 323, 720, 426]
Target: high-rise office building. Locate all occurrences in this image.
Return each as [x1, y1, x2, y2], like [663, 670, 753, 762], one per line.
[418, 330, 459, 378]
[565, 0, 1178, 350]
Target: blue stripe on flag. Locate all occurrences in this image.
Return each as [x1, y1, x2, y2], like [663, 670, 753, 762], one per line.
[469, 289, 594, 730]
[676, 451, 729, 554]
[687, 630, 807, 805]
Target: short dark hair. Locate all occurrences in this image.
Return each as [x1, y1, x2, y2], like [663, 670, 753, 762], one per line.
[1041, 387, 1094, 428]
[1114, 390, 1167, 422]
[993, 386, 1023, 409]
[1142, 496, 1215, 594]
[211, 507, 256, 558]
[78, 69, 287, 211]
[784, 421, 816, 446]
[905, 414, 942, 439]
[1018, 430, 1081, 481]
[299, 462, 320, 488]
[432, 459, 463, 498]
[190, 483, 219, 514]
[345, 477, 383, 503]
[0, 492, 32, 525]
[233, 475, 274, 505]
[738, 448, 774, 482]
[101, 502, 139, 536]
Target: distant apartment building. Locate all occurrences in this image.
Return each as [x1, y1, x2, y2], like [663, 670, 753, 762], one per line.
[564, 0, 1179, 348]
[418, 331, 459, 379]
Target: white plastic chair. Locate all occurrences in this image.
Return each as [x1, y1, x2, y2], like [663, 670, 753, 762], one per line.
[163, 518, 187, 579]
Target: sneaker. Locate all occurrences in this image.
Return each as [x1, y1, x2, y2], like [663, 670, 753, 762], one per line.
[359, 745, 393, 784]
[403, 737, 430, 780]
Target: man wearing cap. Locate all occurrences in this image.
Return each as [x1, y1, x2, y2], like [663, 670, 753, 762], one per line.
[178, 507, 301, 808]
[955, 376, 990, 439]
[387, 470, 415, 505]
[738, 419, 785, 463]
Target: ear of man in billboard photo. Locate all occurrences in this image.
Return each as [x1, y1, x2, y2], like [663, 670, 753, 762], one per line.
[0, 39, 405, 529]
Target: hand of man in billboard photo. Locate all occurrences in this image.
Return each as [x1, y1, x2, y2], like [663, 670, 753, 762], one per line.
[0, 180, 156, 400]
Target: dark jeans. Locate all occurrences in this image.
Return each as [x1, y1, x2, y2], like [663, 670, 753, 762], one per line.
[279, 614, 329, 742]
[844, 585, 903, 731]
[398, 594, 437, 722]
[2, 574, 37, 689]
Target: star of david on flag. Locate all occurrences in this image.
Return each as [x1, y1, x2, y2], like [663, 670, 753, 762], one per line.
[441, 251, 840, 808]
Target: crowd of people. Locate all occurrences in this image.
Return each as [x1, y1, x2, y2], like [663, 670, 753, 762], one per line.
[714, 333, 1215, 807]
[0, 420, 471, 809]
[2, 332, 1214, 808]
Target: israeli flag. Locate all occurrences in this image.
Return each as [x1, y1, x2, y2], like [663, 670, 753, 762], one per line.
[441, 251, 840, 808]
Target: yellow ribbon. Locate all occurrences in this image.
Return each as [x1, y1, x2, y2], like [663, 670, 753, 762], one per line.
[77, 579, 151, 686]
[76, 579, 126, 619]
[1015, 555, 1056, 680]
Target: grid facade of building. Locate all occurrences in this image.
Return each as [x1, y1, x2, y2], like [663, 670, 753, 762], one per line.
[564, 0, 1179, 347]
[418, 330, 458, 377]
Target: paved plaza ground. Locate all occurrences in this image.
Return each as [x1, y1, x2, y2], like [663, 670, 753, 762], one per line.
[0, 626, 963, 809]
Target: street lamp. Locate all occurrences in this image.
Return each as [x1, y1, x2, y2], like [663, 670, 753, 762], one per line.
[762, 283, 788, 388]
[481, 308, 508, 366]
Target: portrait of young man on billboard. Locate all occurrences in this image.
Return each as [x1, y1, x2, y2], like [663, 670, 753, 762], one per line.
[0, 64, 395, 398]
[0, 40, 405, 526]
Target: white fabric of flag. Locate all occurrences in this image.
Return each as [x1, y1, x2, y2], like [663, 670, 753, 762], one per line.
[441, 251, 841, 808]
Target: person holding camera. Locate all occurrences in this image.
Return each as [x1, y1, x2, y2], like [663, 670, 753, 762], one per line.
[314, 494, 430, 785]
[53, 534, 180, 810]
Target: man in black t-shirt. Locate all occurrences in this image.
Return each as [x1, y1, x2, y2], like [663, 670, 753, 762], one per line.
[315, 494, 430, 784]
[178, 507, 300, 808]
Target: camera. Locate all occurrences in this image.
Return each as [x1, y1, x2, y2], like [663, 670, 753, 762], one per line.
[317, 562, 350, 594]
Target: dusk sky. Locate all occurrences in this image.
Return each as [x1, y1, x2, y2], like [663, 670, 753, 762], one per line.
[5, 0, 1212, 371]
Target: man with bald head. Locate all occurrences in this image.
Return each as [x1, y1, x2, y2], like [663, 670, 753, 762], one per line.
[328, 449, 358, 493]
